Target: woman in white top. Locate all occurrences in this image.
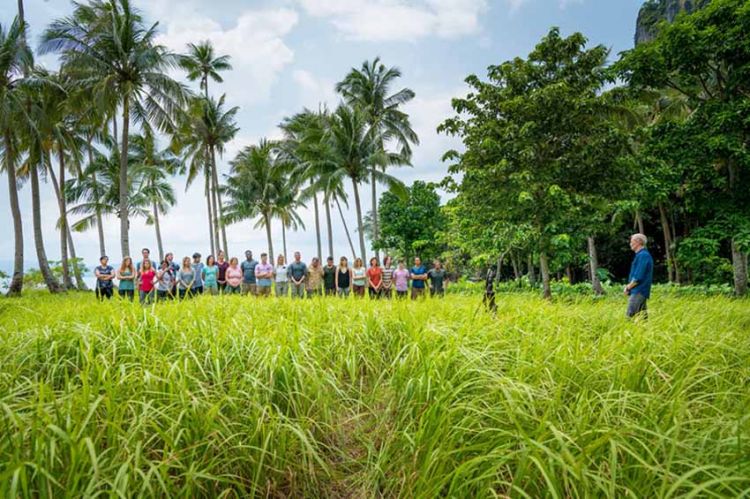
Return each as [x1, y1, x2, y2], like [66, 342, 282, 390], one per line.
[352, 257, 366, 297]
[274, 254, 289, 297]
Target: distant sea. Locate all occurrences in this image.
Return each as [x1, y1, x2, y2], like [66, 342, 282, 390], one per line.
[0, 259, 97, 290]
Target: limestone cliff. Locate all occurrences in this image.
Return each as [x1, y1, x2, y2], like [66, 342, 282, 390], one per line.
[635, 0, 709, 45]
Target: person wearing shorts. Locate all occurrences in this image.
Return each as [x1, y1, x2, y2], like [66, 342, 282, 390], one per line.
[255, 253, 274, 296]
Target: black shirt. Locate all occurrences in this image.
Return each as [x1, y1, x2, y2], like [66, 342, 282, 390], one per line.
[323, 265, 337, 289]
[337, 268, 350, 288]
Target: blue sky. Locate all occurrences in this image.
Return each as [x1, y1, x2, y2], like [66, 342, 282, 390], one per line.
[0, 0, 644, 270]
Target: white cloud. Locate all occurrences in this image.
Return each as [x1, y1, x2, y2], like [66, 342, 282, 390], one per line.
[297, 0, 489, 42]
[559, 0, 583, 9]
[292, 69, 339, 109]
[152, 5, 298, 105]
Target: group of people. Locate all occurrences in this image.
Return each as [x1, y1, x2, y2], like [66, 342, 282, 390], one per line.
[94, 248, 449, 304]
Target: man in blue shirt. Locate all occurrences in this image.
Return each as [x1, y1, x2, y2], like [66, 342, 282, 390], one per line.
[288, 251, 308, 299]
[240, 250, 258, 296]
[410, 257, 428, 300]
[191, 252, 204, 295]
[624, 233, 654, 319]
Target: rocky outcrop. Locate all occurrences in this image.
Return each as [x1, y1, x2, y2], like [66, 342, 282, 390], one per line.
[635, 0, 709, 45]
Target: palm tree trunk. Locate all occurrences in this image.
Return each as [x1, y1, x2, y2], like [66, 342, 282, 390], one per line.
[731, 238, 748, 296]
[153, 201, 164, 262]
[325, 197, 334, 258]
[4, 128, 23, 295]
[539, 250, 552, 300]
[335, 197, 357, 259]
[312, 181, 322, 260]
[351, 178, 367, 261]
[510, 252, 520, 280]
[658, 203, 675, 283]
[57, 146, 73, 289]
[119, 97, 131, 258]
[210, 146, 229, 254]
[47, 151, 71, 289]
[17, 0, 25, 24]
[371, 171, 379, 260]
[87, 137, 106, 257]
[587, 236, 604, 296]
[30, 164, 62, 293]
[264, 212, 274, 263]
[205, 170, 215, 257]
[527, 254, 536, 287]
[66, 226, 86, 290]
[209, 149, 221, 253]
[282, 223, 288, 262]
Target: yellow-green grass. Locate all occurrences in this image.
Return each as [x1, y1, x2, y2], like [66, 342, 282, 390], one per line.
[0, 292, 748, 497]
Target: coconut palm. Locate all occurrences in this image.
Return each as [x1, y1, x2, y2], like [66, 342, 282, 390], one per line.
[223, 140, 285, 262]
[273, 172, 306, 262]
[130, 132, 178, 261]
[0, 17, 31, 295]
[173, 95, 238, 254]
[336, 58, 418, 258]
[40, 0, 189, 257]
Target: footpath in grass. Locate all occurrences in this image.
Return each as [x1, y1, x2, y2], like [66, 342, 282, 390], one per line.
[0, 292, 749, 497]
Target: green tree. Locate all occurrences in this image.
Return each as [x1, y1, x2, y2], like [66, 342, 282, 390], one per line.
[375, 181, 445, 264]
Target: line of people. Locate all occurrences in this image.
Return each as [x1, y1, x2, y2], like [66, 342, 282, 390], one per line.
[94, 248, 449, 304]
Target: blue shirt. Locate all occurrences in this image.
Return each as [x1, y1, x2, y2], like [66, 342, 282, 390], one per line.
[410, 266, 427, 289]
[289, 261, 307, 281]
[241, 259, 258, 283]
[191, 262, 204, 288]
[629, 248, 654, 299]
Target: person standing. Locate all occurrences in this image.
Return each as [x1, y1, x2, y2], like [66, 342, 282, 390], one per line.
[216, 250, 229, 293]
[323, 256, 337, 296]
[410, 257, 428, 300]
[94, 256, 115, 300]
[428, 260, 448, 297]
[274, 254, 289, 297]
[352, 258, 367, 297]
[191, 253, 204, 295]
[306, 257, 324, 298]
[255, 253, 274, 296]
[136, 247, 151, 272]
[393, 260, 410, 298]
[138, 259, 156, 304]
[156, 260, 174, 301]
[177, 256, 195, 300]
[225, 257, 243, 294]
[203, 255, 219, 295]
[367, 257, 383, 299]
[381, 256, 394, 299]
[117, 256, 136, 301]
[165, 252, 180, 297]
[240, 250, 258, 296]
[624, 233, 654, 319]
[336, 256, 352, 297]
[289, 252, 308, 299]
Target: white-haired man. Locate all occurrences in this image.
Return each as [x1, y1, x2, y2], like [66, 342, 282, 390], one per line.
[624, 233, 654, 318]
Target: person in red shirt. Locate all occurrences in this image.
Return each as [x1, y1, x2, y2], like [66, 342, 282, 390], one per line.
[138, 259, 157, 305]
[367, 257, 383, 299]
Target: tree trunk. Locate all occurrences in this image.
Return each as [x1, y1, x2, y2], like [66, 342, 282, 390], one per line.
[153, 201, 164, 262]
[731, 238, 748, 296]
[635, 210, 645, 234]
[312, 181, 322, 260]
[209, 147, 222, 253]
[31, 164, 62, 293]
[335, 196, 357, 260]
[282, 223, 288, 262]
[119, 98, 130, 258]
[17, 0, 25, 25]
[371, 171, 379, 260]
[658, 203, 675, 283]
[66, 226, 87, 290]
[205, 170, 215, 257]
[539, 250, 552, 300]
[264, 212, 274, 263]
[4, 128, 24, 295]
[510, 252, 520, 280]
[209, 144, 228, 254]
[527, 254, 536, 287]
[112, 113, 118, 150]
[87, 137, 106, 257]
[57, 147, 73, 289]
[587, 236, 604, 296]
[351, 178, 367, 261]
[325, 197, 334, 259]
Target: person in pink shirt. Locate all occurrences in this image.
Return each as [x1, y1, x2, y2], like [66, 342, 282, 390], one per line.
[393, 260, 410, 299]
[225, 257, 243, 294]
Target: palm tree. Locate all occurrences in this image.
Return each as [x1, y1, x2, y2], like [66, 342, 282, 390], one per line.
[223, 140, 285, 262]
[336, 58, 418, 258]
[323, 104, 409, 261]
[179, 42, 232, 252]
[173, 95, 238, 254]
[41, 0, 189, 258]
[273, 172, 306, 262]
[0, 17, 31, 295]
[130, 132, 178, 261]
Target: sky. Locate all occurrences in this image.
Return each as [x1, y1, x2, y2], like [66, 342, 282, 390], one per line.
[0, 0, 644, 272]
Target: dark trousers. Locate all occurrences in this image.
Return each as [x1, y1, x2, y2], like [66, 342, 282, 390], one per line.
[118, 289, 134, 301]
[96, 286, 113, 300]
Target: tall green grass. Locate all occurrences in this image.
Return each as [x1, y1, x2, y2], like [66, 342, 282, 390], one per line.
[0, 293, 748, 497]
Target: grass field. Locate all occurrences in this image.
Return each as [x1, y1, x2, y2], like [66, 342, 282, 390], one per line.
[0, 292, 749, 497]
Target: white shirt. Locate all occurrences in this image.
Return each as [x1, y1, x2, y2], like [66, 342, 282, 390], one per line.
[274, 264, 289, 282]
